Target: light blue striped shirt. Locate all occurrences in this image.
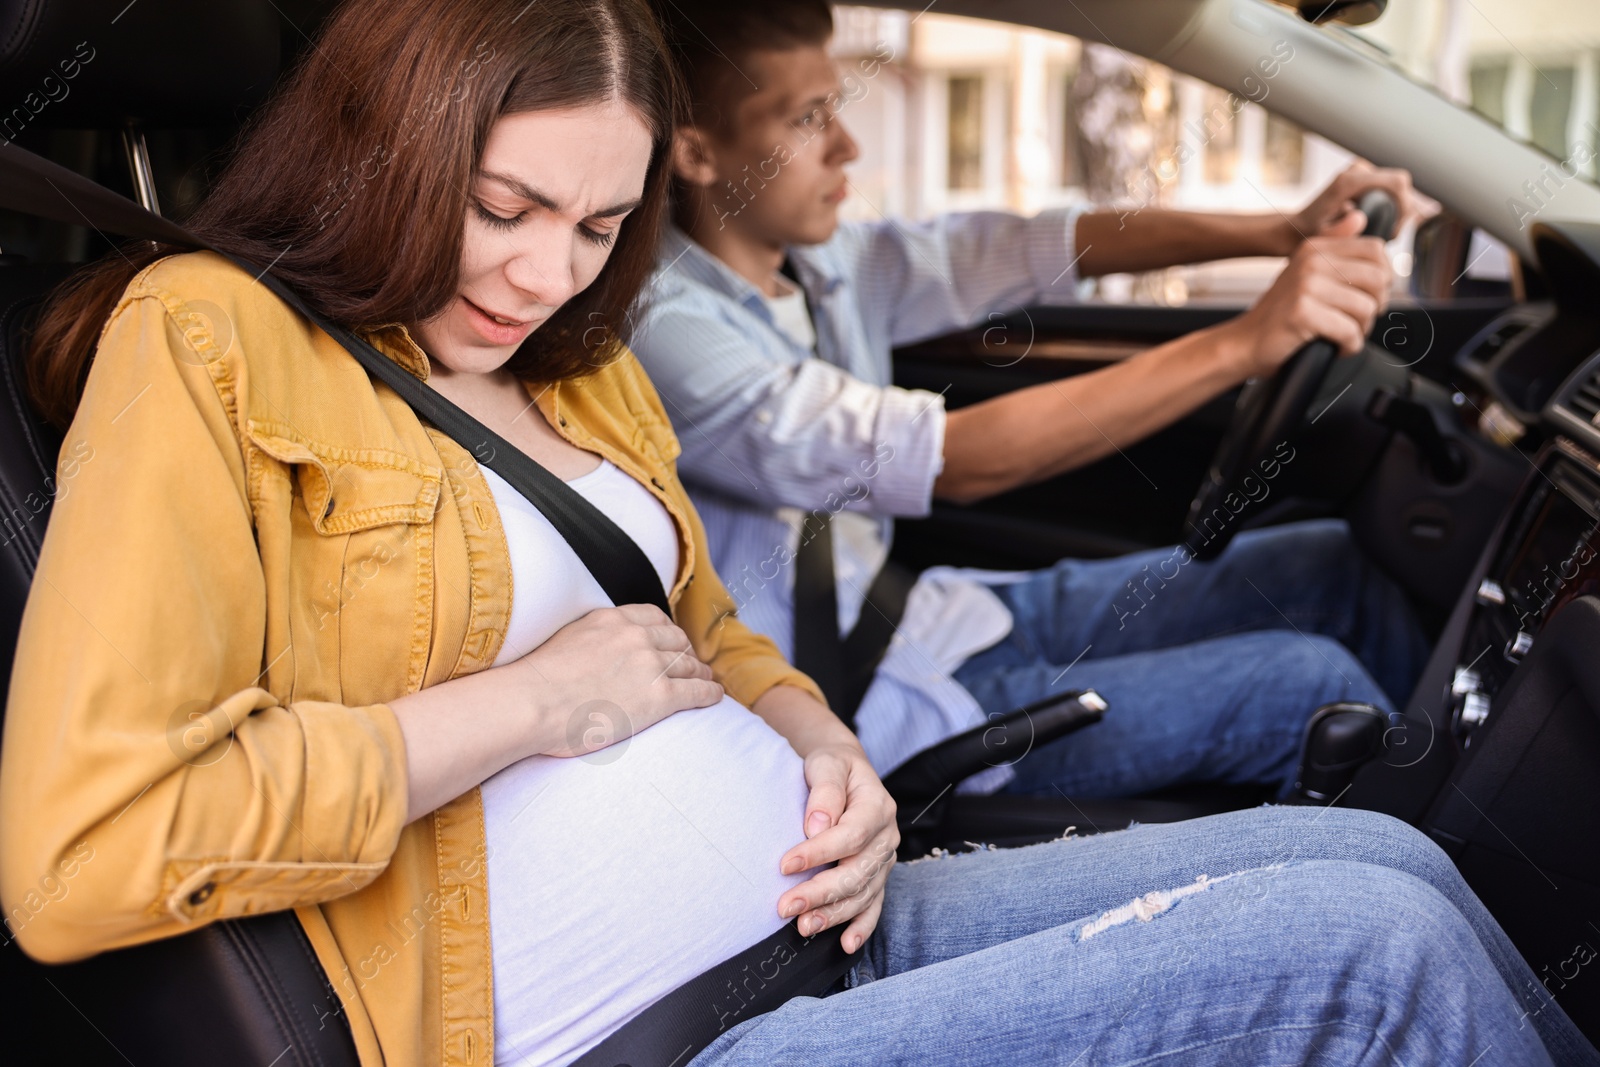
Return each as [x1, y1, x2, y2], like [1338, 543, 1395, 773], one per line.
[631, 209, 1088, 792]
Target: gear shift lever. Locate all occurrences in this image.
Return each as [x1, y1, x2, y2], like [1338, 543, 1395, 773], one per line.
[1293, 702, 1386, 802]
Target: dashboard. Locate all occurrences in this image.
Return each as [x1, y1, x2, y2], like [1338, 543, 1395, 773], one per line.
[1450, 442, 1600, 732]
[1366, 219, 1600, 1045]
[1438, 220, 1600, 740]
[1458, 221, 1600, 436]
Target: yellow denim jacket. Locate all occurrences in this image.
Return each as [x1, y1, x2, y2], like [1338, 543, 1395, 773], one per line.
[0, 251, 823, 1066]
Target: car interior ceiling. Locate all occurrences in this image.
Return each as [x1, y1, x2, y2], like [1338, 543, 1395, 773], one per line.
[2, 0, 1600, 1060]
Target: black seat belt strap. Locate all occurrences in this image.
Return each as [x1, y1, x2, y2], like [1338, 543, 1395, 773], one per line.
[779, 257, 914, 727]
[241, 266, 671, 615]
[791, 508, 848, 713]
[569, 916, 859, 1067]
[793, 513, 917, 730]
[836, 556, 917, 716]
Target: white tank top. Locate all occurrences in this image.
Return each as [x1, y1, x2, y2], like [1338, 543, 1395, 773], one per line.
[476, 459, 813, 1067]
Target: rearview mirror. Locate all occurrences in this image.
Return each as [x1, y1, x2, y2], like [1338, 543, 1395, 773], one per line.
[1295, 0, 1387, 25]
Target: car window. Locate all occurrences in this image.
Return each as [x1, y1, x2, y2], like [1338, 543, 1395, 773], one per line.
[830, 6, 1406, 308]
[1340, 0, 1599, 188]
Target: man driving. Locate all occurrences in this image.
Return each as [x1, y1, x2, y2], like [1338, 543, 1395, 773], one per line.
[632, 0, 1431, 799]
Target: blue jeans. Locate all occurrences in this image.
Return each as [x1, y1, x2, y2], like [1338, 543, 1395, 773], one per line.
[692, 806, 1597, 1066]
[951, 519, 1431, 798]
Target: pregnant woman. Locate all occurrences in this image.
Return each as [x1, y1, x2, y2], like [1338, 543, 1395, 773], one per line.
[0, 1, 1592, 1065]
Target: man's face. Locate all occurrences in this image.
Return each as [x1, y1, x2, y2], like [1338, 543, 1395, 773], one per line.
[693, 44, 861, 248]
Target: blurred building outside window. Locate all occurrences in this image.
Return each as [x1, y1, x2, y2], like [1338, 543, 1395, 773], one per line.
[827, 2, 1600, 306]
[828, 6, 1347, 305]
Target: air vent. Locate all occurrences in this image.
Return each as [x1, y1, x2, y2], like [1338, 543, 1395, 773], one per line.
[1470, 319, 1531, 364]
[1569, 364, 1600, 423]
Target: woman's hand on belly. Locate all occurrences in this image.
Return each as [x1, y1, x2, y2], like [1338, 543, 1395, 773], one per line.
[773, 742, 899, 955]
[390, 604, 722, 821]
[520, 604, 724, 758]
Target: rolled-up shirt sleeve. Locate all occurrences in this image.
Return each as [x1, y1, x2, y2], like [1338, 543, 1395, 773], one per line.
[843, 203, 1092, 349]
[0, 293, 409, 963]
[631, 205, 1087, 521]
[633, 296, 948, 519]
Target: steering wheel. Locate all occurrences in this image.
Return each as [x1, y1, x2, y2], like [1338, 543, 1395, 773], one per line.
[1183, 189, 1398, 561]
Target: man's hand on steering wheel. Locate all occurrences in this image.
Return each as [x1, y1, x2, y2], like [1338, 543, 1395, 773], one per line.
[1223, 207, 1394, 380]
[1291, 160, 1422, 242]
[1185, 187, 1401, 560]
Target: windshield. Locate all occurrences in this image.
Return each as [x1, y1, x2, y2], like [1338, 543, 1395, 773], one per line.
[1339, 0, 1600, 187]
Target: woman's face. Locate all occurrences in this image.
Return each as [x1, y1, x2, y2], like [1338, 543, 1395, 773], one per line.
[413, 100, 654, 376]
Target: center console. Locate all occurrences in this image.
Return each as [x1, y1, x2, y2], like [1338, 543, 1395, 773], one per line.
[1450, 440, 1600, 735]
[1349, 344, 1600, 1040]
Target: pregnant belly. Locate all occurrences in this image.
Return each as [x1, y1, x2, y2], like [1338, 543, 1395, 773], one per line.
[480, 696, 814, 1067]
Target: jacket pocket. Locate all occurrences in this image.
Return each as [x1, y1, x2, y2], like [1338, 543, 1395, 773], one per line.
[245, 420, 443, 703]
[246, 420, 443, 533]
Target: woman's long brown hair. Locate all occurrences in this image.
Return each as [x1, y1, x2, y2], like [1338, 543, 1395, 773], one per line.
[28, 0, 678, 429]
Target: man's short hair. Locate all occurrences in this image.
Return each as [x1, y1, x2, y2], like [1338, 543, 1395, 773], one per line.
[650, 0, 834, 131]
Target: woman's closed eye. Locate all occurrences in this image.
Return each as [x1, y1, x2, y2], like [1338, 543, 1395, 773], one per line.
[473, 201, 617, 246]
[472, 201, 523, 230]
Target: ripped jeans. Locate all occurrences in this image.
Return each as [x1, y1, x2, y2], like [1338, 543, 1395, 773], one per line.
[690, 807, 1598, 1067]
[953, 519, 1432, 798]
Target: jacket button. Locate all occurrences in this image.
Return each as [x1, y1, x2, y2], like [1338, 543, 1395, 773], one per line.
[557, 416, 568, 427]
[188, 882, 216, 907]
[324, 498, 335, 519]
[650, 477, 665, 491]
